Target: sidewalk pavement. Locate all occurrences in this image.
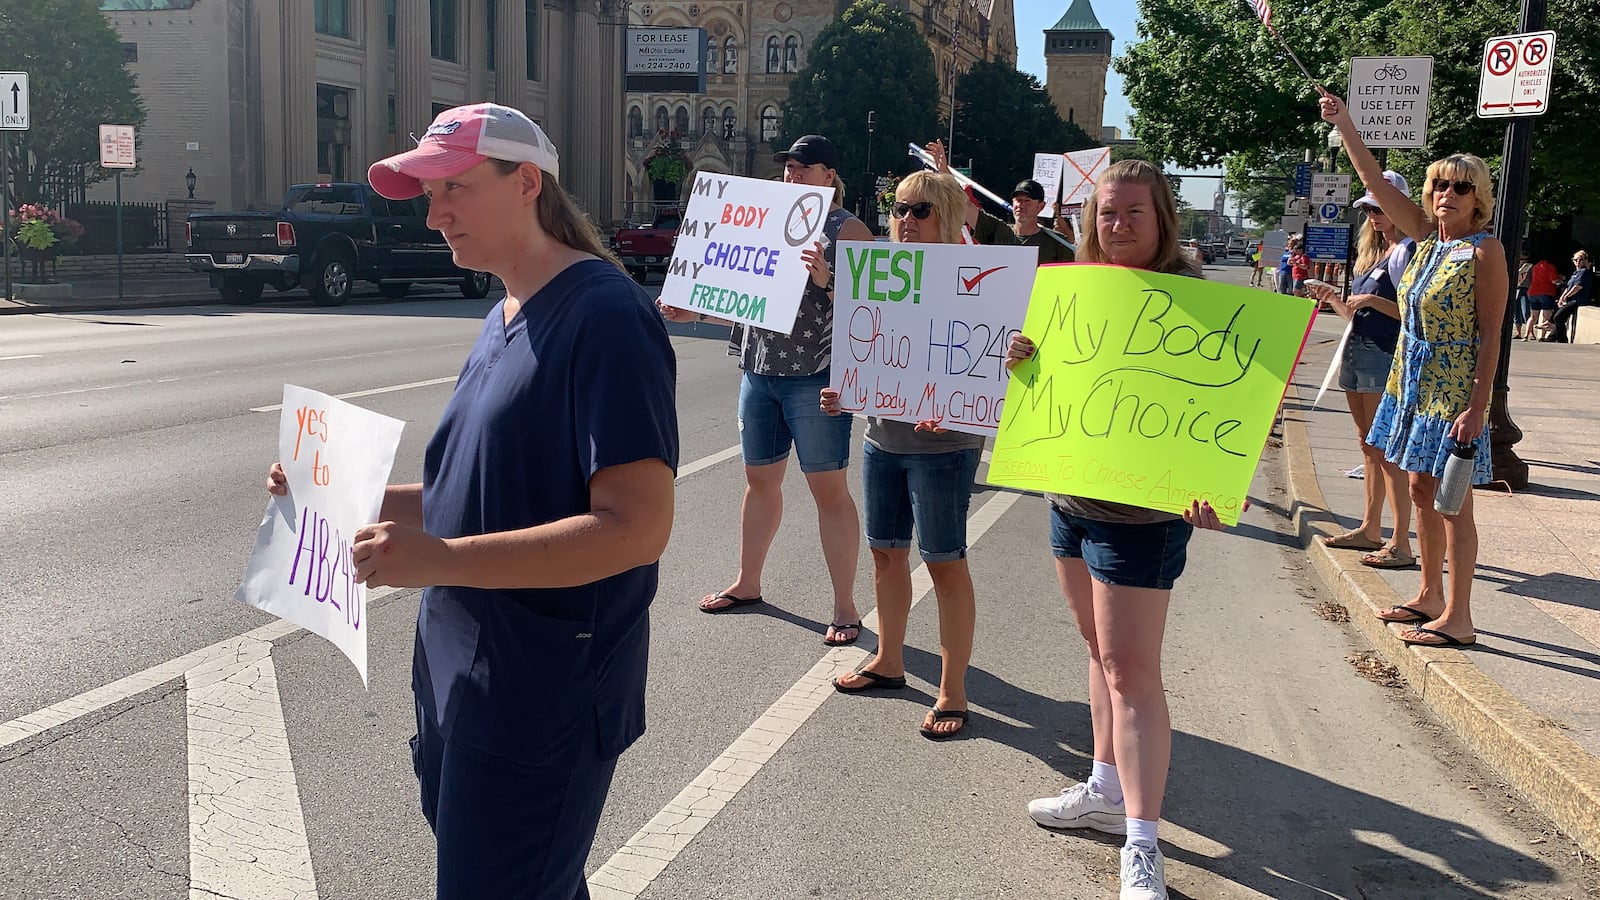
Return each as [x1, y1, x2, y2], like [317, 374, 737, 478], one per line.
[0, 273, 219, 315]
[1282, 329, 1600, 859]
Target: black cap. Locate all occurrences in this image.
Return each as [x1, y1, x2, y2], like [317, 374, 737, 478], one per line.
[1012, 179, 1046, 202]
[773, 135, 840, 169]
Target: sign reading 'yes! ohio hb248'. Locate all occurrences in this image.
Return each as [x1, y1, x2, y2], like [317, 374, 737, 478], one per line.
[660, 171, 835, 336]
[830, 241, 1040, 437]
[987, 266, 1315, 525]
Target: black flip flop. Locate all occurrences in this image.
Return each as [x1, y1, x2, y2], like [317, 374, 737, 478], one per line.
[1401, 627, 1477, 647]
[699, 591, 763, 614]
[824, 621, 862, 647]
[832, 668, 907, 694]
[1376, 604, 1431, 624]
[919, 708, 970, 740]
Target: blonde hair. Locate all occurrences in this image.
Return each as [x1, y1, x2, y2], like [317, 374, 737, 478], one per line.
[1422, 154, 1496, 231]
[1354, 212, 1393, 276]
[891, 170, 966, 245]
[491, 160, 622, 268]
[830, 172, 846, 209]
[1575, 250, 1591, 267]
[1077, 160, 1198, 276]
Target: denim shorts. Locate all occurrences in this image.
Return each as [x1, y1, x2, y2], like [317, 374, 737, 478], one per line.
[1528, 293, 1558, 312]
[1049, 506, 1194, 590]
[1338, 333, 1395, 394]
[863, 442, 981, 563]
[738, 370, 853, 472]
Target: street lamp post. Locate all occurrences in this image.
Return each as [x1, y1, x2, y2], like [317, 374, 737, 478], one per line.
[865, 110, 876, 226]
[185, 168, 197, 200]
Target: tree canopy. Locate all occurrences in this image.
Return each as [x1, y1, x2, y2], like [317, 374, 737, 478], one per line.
[946, 60, 1096, 192]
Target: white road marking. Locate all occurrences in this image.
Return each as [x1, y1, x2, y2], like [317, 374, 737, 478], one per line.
[251, 376, 460, 412]
[677, 444, 742, 479]
[587, 489, 1022, 899]
[0, 354, 43, 361]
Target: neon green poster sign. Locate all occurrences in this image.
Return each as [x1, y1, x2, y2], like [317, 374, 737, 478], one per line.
[988, 265, 1316, 525]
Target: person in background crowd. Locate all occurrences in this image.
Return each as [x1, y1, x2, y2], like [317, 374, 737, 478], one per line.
[1526, 253, 1562, 341]
[1307, 170, 1417, 570]
[1513, 250, 1532, 340]
[1277, 236, 1299, 295]
[924, 139, 1075, 264]
[661, 134, 871, 648]
[1251, 241, 1266, 287]
[1546, 249, 1593, 343]
[1289, 240, 1311, 296]
[1321, 91, 1508, 649]
[820, 169, 985, 741]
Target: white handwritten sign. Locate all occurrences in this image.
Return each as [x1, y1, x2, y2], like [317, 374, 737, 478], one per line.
[236, 385, 405, 685]
[829, 241, 1038, 436]
[1033, 152, 1065, 218]
[660, 171, 835, 335]
[1062, 147, 1112, 208]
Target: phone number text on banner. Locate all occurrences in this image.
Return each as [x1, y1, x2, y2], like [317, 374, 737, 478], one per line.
[987, 265, 1315, 524]
[830, 241, 1039, 436]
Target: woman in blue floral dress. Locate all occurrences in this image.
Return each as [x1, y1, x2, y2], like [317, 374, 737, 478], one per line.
[1321, 92, 1509, 648]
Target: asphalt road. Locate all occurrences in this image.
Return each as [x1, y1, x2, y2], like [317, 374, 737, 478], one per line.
[0, 269, 1592, 899]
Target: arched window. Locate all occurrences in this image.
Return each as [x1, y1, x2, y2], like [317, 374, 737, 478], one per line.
[707, 41, 720, 75]
[722, 106, 737, 140]
[766, 36, 780, 73]
[783, 36, 799, 73]
[760, 106, 779, 141]
[627, 106, 643, 138]
[654, 104, 669, 135]
[674, 106, 690, 136]
[722, 37, 737, 74]
[702, 106, 717, 136]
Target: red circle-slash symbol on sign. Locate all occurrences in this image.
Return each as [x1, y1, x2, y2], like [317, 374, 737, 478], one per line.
[1487, 40, 1517, 77]
[1523, 37, 1548, 67]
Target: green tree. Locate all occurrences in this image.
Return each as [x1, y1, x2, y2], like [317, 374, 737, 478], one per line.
[1118, 0, 1599, 225]
[947, 60, 1095, 191]
[779, 0, 939, 211]
[0, 0, 146, 206]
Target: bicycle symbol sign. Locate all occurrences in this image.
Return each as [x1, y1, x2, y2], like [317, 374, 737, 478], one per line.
[1486, 40, 1517, 77]
[1371, 63, 1408, 81]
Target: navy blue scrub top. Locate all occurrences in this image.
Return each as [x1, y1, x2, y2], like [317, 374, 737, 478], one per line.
[1350, 239, 1414, 352]
[416, 259, 679, 764]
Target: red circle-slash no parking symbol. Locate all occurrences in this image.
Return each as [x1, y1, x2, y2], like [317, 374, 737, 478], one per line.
[1523, 37, 1549, 67]
[1486, 40, 1517, 77]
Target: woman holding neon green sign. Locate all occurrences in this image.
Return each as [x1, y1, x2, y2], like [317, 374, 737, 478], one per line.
[1004, 159, 1236, 900]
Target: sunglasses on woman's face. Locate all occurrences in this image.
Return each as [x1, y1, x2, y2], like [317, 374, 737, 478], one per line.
[891, 201, 934, 220]
[1431, 178, 1475, 196]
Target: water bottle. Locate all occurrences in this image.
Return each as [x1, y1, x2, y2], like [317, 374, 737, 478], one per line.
[1434, 439, 1476, 515]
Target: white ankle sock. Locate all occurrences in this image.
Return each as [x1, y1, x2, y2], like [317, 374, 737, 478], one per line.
[1088, 761, 1123, 806]
[1125, 817, 1159, 850]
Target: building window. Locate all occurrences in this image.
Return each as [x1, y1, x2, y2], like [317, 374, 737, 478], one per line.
[526, 0, 539, 81]
[316, 84, 353, 181]
[315, 0, 350, 37]
[722, 37, 737, 74]
[766, 36, 780, 73]
[387, 95, 397, 153]
[783, 36, 798, 73]
[121, 42, 138, 64]
[707, 41, 720, 76]
[431, 0, 458, 61]
[628, 106, 643, 138]
[722, 106, 736, 140]
[760, 106, 778, 141]
[486, 0, 496, 70]
[655, 105, 669, 135]
[387, 0, 397, 47]
[702, 106, 717, 136]
[674, 106, 690, 136]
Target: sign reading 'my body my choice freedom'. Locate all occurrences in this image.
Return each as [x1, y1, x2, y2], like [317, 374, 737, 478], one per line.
[660, 171, 835, 336]
[830, 241, 1039, 437]
[237, 385, 405, 685]
[988, 266, 1315, 525]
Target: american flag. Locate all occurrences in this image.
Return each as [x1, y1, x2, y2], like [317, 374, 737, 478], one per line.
[1248, 0, 1271, 24]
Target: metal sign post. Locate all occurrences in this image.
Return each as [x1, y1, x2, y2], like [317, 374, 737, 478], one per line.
[0, 72, 28, 302]
[2, 132, 10, 302]
[99, 124, 137, 301]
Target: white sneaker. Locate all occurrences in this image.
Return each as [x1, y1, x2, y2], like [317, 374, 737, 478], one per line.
[1120, 843, 1167, 900]
[1026, 782, 1127, 834]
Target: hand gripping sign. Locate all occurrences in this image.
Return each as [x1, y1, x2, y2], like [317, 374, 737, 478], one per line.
[988, 266, 1315, 525]
[237, 385, 405, 685]
[660, 171, 836, 335]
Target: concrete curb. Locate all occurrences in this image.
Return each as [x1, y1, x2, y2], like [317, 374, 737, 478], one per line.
[0, 295, 221, 316]
[1279, 390, 1600, 859]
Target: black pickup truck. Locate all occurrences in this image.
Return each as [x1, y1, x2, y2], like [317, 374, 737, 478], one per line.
[185, 182, 492, 306]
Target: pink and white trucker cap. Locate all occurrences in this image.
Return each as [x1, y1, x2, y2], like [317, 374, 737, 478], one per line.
[368, 102, 560, 200]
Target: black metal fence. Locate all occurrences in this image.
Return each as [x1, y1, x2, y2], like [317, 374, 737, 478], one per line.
[59, 200, 169, 254]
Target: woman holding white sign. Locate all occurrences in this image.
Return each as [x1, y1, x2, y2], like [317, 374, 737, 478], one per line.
[1005, 160, 1235, 900]
[1320, 91, 1508, 650]
[819, 170, 985, 740]
[660, 134, 873, 649]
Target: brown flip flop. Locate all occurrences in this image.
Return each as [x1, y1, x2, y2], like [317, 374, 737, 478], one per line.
[1361, 547, 1416, 568]
[1322, 531, 1383, 551]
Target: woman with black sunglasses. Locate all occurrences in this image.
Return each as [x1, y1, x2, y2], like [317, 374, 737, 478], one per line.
[1320, 92, 1509, 649]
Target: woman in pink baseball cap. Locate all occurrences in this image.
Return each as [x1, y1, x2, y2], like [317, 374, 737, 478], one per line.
[269, 102, 679, 900]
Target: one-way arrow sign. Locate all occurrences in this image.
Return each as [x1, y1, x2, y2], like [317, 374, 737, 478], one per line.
[0, 73, 28, 130]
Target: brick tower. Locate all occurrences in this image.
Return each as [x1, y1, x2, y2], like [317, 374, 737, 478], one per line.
[1044, 0, 1112, 140]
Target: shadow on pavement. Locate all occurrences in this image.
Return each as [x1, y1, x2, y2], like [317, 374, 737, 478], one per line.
[1469, 631, 1600, 683]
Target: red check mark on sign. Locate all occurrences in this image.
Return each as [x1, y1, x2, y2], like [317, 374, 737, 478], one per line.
[959, 266, 1008, 293]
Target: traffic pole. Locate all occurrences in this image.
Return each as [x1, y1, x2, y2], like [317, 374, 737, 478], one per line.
[2, 131, 11, 302]
[115, 170, 124, 301]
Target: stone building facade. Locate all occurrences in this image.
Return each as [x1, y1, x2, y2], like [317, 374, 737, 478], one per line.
[1043, 0, 1111, 141]
[620, 0, 1016, 218]
[95, 0, 627, 223]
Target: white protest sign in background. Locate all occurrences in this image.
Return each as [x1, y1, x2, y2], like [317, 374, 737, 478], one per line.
[830, 241, 1039, 437]
[1061, 147, 1112, 208]
[660, 171, 834, 335]
[1032, 152, 1065, 218]
[237, 385, 405, 685]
